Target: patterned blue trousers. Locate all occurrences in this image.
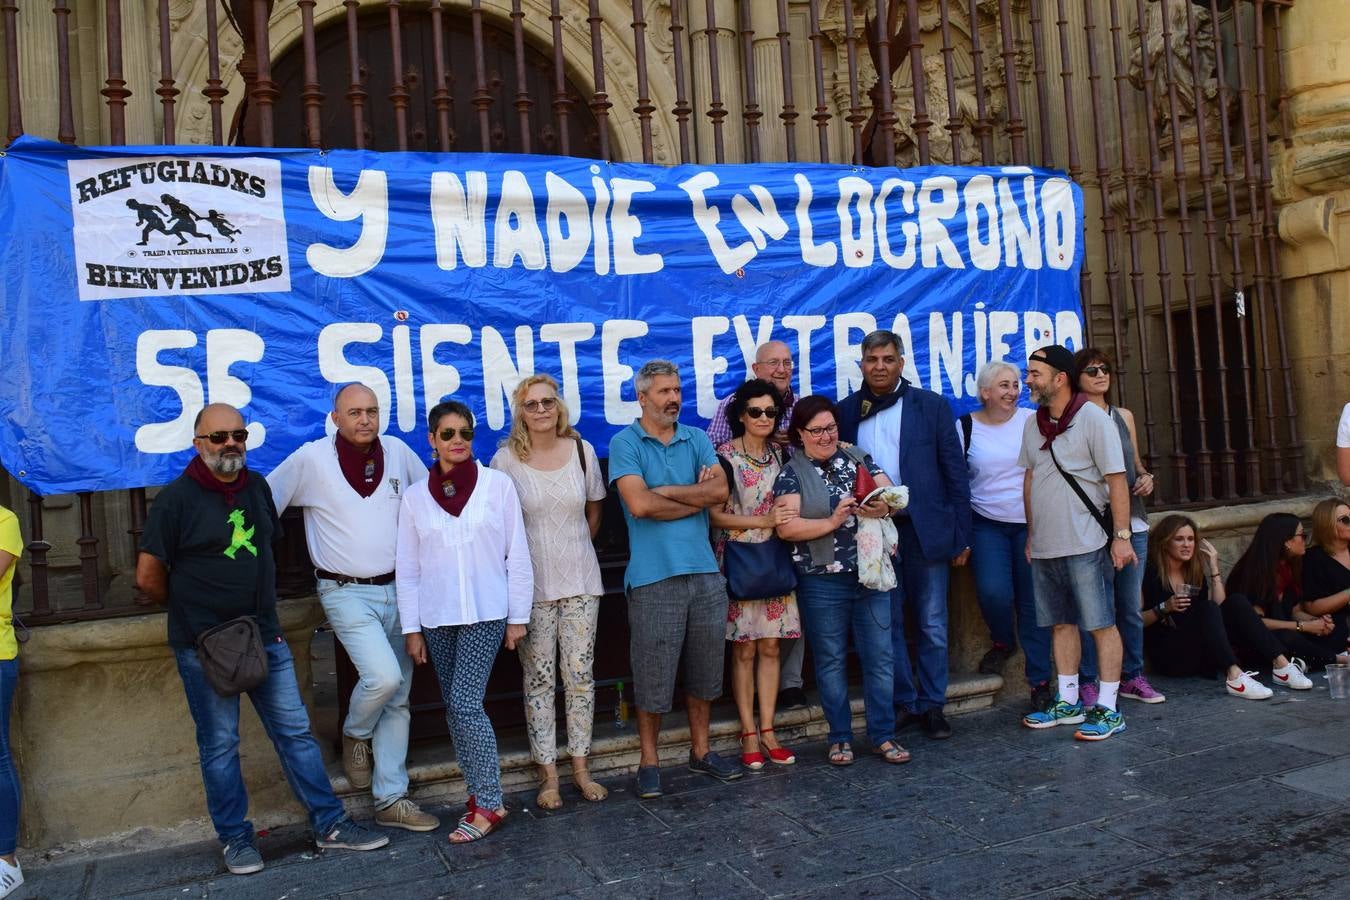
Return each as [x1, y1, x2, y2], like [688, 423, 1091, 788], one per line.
[423, 619, 507, 810]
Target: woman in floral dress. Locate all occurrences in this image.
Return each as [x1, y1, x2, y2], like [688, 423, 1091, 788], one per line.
[711, 379, 801, 770]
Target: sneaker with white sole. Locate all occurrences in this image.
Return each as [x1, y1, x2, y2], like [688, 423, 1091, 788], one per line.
[0, 858, 23, 898]
[316, 818, 390, 851]
[1226, 670, 1274, 700]
[374, 797, 441, 832]
[1272, 662, 1313, 690]
[1120, 675, 1166, 703]
[222, 839, 263, 876]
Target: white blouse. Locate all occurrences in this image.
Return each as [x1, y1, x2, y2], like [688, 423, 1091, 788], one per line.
[490, 440, 606, 604]
[395, 462, 534, 631]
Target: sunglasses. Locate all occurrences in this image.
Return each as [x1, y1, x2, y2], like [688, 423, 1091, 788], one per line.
[745, 406, 779, 420]
[195, 429, 249, 445]
[523, 397, 558, 413]
[803, 423, 839, 437]
[437, 428, 475, 442]
[1082, 364, 1111, 377]
[1339, 516, 1350, 526]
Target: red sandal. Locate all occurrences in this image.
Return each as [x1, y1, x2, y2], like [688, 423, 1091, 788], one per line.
[449, 795, 506, 843]
[739, 732, 766, 770]
[759, 727, 796, 765]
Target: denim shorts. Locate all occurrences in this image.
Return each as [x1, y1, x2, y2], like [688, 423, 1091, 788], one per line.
[1030, 547, 1115, 631]
[627, 572, 727, 714]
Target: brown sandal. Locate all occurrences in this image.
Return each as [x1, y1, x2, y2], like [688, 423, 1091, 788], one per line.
[875, 740, 911, 764]
[535, 776, 562, 810]
[828, 742, 854, 766]
[572, 770, 609, 802]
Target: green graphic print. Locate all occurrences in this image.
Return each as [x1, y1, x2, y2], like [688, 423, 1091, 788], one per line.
[224, 508, 258, 559]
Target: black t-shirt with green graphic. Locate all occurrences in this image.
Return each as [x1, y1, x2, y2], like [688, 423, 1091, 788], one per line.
[140, 472, 283, 649]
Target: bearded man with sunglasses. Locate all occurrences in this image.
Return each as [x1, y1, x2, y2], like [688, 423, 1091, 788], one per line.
[137, 403, 389, 877]
[267, 383, 438, 833]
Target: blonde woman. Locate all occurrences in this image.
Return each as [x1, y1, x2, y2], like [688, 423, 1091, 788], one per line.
[491, 375, 608, 809]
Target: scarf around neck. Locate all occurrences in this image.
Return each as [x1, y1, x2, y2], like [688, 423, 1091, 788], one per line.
[428, 459, 478, 517]
[858, 378, 909, 421]
[185, 455, 249, 508]
[334, 433, 384, 498]
[1036, 391, 1090, 449]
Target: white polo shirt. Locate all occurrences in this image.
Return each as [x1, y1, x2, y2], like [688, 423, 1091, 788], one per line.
[267, 434, 428, 577]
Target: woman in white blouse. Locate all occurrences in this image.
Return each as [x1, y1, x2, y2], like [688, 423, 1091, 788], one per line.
[397, 400, 533, 844]
[491, 375, 608, 810]
[958, 361, 1052, 710]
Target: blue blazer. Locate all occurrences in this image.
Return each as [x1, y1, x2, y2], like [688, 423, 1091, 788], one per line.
[837, 379, 971, 562]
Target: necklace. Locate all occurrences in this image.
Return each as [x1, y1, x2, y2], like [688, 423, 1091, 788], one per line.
[737, 438, 774, 466]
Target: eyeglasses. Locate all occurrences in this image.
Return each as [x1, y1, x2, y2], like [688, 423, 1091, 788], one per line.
[758, 358, 793, 371]
[523, 397, 557, 413]
[437, 428, 475, 442]
[745, 407, 779, 420]
[1338, 516, 1350, 526]
[195, 429, 249, 445]
[1081, 364, 1112, 377]
[802, 423, 839, 437]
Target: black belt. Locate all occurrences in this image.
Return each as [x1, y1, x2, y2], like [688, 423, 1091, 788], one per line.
[315, 569, 395, 587]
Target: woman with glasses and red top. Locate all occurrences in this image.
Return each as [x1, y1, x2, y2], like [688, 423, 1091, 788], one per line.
[1296, 498, 1350, 650]
[710, 379, 801, 771]
[396, 400, 533, 844]
[1227, 512, 1350, 671]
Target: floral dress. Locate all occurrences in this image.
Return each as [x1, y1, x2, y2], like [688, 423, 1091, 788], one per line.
[714, 441, 803, 643]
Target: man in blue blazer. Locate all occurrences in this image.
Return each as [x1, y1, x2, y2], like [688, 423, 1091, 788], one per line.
[838, 330, 971, 740]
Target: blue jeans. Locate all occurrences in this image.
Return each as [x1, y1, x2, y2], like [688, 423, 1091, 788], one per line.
[318, 579, 413, 809]
[891, 518, 950, 714]
[1080, 530, 1148, 682]
[969, 514, 1052, 687]
[796, 574, 894, 746]
[175, 639, 347, 847]
[0, 657, 17, 856]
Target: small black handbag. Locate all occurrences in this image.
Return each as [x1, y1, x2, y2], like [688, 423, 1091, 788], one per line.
[723, 538, 798, 601]
[195, 615, 269, 697]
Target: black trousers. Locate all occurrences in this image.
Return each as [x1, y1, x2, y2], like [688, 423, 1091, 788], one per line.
[1145, 593, 1279, 677]
[1250, 630, 1343, 671]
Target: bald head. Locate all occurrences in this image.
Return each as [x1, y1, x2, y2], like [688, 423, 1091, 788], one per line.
[192, 403, 247, 481]
[331, 383, 380, 449]
[752, 341, 794, 394]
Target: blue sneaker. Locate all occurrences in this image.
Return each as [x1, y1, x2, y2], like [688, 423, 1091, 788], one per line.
[1022, 697, 1086, 730]
[636, 765, 663, 799]
[223, 839, 263, 875]
[1074, 705, 1126, 742]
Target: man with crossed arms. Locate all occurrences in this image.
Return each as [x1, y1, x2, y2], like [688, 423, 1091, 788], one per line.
[269, 383, 439, 831]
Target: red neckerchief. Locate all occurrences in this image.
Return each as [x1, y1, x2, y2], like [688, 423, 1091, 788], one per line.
[1036, 391, 1090, 449]
[334, 433, 384, 498]
[185, 455, 248, 508]
[428, 460, 478, 517]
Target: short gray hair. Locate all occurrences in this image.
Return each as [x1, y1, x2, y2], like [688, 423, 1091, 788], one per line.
[975, 360, 1021, 398]
[860, 330, 902, 356]
[635, 359, 679, 394]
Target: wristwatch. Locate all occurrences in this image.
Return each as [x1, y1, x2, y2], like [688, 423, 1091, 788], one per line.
[1114, 529, 1131, 541]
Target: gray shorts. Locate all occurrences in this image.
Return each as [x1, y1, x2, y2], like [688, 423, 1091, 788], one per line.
[1031, 547, 1116, 631]
[627, 572, 728, 714]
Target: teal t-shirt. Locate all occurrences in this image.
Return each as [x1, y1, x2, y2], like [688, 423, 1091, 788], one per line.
[608, 421, 720, 590]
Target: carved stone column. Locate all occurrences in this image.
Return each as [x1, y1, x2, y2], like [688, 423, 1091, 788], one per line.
[685, 0, 744, 163]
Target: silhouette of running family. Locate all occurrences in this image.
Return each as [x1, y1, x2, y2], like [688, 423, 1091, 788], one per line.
[125, 194, 242, 246]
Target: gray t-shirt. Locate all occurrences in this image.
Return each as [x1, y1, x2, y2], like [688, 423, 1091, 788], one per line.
[1018, 402, 1125, 559]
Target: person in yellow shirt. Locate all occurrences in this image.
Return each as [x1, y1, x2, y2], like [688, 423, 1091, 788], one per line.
[0, 504, 23, 898]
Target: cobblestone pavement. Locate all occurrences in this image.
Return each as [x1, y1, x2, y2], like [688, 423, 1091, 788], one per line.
[19, 674, 1350, 899]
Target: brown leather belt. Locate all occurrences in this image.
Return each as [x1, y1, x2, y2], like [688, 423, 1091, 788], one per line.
[315, 569, 395, 587]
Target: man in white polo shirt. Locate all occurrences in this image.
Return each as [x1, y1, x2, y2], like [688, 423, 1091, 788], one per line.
[268, 383, 438, 832]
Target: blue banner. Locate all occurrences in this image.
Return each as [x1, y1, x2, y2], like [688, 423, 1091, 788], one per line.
[0, 136, 1084, 494]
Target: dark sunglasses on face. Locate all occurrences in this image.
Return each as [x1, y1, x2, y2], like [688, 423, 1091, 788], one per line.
[745, 407, 779, 420]
[1338, 516, 1350, 526]
[1082, 364, 1111, 377]
[438, 428, 475, 442]
[196, 429, 249, 445]
[523, 397, 557, 412]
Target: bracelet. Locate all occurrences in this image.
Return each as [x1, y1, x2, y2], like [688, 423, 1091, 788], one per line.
[1208, 572, 1222, 580]
[1155, 602, 1168, 618]
[1296, 620, 1303, 632]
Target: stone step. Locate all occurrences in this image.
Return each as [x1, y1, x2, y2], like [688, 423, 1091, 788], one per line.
[330, 672, 1002, 815]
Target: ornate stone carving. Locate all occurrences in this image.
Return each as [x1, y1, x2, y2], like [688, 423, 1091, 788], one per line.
[1128, 0, 1225, 141]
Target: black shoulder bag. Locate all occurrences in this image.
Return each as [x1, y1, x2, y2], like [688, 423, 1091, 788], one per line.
[195, 587, 269, 697]
[722, 446, 798, 601]
[1045, 441, 1113, 546]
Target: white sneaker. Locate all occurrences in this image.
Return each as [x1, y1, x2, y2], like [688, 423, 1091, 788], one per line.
[1272, 662, 1313, 690]
[1226, 671, 1274, 700]
[0, 858, 23, 899]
